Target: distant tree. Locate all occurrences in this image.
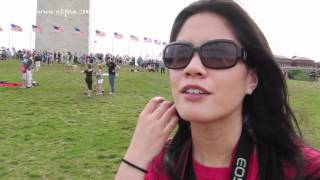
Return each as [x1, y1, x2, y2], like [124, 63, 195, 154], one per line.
[288, 69, 309, 81]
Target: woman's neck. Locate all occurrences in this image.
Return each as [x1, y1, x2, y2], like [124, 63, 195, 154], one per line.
[191, 115, 242, 167]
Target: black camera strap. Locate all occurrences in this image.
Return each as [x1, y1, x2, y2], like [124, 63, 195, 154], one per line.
[178, 127, 253, 180]
[230, 128, 253, 180]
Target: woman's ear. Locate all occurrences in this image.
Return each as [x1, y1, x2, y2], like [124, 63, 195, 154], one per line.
[246, 69, 258, 95]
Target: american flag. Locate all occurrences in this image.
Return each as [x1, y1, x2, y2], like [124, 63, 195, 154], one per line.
[154, 39, 162, 45]
[53, 25, 64, 32]
[96, 30, 105, 37]
[144, 37, 152, 43]
[11, 24, 23, 32]
[130, 35, 139, 41]
[74, 27, 86, 35]
[32, 25, 43, 33]
[114, 32, 123, 39]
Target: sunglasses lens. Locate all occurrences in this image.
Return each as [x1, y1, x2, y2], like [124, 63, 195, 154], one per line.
[201, 42, 238, 68]
[163, 44, 193, 69]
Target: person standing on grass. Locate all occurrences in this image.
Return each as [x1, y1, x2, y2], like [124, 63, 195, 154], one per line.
[34, 52, 42, 72]
[21, 57, 27, 88]
[106, 58, 118, 95]
[159, 60, 166, 74]
[115, 0, 320, 179]
[58, 52, 61, 64]
[96, 64, 104, 96]
[83, 64, 94, 97]
[25, 54, 33, 88]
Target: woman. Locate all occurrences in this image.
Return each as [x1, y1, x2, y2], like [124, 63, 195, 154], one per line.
[84, 63, 94, 97]
[115, 0, 320, 179]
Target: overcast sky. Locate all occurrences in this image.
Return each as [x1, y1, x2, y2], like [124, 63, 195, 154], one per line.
[0, 0, 319, 61]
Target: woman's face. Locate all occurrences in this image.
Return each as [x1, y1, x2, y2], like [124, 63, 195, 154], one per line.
[170, 12, 257, 123]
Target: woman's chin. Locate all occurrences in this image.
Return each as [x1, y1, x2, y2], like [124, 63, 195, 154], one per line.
[179, 111, 217, 124]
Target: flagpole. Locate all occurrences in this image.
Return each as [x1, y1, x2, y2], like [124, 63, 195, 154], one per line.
[93, 40, 96, 53]
[8, 25, 11, 49]
[152, 42, 155, 59]
[29, 29, 32, 50]
[140, 40, 143, 57]
[112, 35, 114, 55]
[127, 38, 130, 56]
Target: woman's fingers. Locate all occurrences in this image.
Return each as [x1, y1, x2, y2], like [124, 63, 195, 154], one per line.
[152, 101, 174, 119]
[140, 97, 165, 115]
[164, 115, 178, 133]
[158, 104, 177, 127]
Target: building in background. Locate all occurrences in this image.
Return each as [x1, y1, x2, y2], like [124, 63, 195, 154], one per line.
[36, 0, 89, 54]
[275, 55, 319, 72]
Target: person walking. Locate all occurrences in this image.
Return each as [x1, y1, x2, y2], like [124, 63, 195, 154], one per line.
[107, 58, 118, 95]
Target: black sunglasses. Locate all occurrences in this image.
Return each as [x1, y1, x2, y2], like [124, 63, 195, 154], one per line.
[163, 39, 247, 69]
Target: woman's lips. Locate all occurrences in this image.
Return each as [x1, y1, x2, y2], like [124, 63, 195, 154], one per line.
[182, 92, 210, 101]
[180, 85, 211, 101]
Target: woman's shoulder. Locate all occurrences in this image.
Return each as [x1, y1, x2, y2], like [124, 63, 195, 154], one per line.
[301, 144, 320, 156]
[301, 144, 320, 171]
[286, 144, 320, 178]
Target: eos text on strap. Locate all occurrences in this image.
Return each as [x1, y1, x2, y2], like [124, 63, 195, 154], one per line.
[230, 128, 253, 180]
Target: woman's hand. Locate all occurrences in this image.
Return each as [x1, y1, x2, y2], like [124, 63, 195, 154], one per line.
[124, 96, 178, 169]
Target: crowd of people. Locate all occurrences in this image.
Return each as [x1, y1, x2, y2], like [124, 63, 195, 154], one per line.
[14, 49, 125, 92]
[1, 46, 166, 70]
[1, 46, 167, 96]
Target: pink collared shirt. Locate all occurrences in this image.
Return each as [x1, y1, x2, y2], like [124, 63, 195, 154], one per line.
[145, 145, 320, 180]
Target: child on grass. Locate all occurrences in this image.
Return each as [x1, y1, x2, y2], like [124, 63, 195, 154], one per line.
[96, 64, 104, 95]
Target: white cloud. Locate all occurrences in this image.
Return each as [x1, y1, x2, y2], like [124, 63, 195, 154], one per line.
[238, 0, 320, 61]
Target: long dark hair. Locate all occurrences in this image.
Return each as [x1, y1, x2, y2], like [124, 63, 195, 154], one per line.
[163, 0, 319, 179]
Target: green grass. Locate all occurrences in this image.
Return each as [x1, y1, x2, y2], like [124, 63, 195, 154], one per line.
[0, 60, 171, 179]
[287, 80, 320, 146]
[0, 60, 319, 179]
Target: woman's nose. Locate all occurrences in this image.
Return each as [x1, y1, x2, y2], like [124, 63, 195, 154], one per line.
[183, 51, 207, 77]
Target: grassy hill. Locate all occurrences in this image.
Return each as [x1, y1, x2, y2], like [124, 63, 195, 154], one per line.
[0, 60, 319, 179]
